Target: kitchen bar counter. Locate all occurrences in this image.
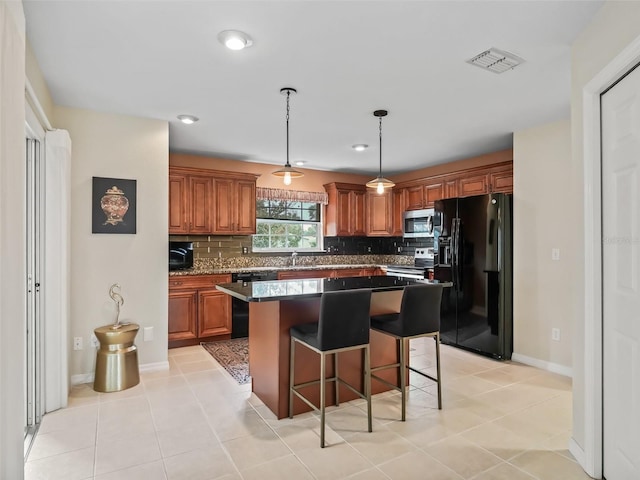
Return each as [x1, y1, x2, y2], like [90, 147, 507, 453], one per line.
[169, 263, 383, 276]
[216, 275, 446, 302]
[216, 275, 449, 418]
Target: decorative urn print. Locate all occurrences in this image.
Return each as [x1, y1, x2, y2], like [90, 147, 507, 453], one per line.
[101, 186, 129, 225]
[92, 177, 137, 234]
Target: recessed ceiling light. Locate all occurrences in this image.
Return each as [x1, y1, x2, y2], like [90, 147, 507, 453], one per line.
[352, 144, 368, 152]
[295, 161, 305, 166]
[177, 114, 199, 124]
[217, 30, 253, 51]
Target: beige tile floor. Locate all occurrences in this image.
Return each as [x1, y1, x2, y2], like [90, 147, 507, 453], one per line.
[25, 341, 592, 480]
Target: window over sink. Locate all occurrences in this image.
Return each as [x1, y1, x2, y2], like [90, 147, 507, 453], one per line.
[252, 199, 323, 252]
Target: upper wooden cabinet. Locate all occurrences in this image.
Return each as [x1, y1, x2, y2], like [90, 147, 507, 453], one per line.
[405, 185, 425, 210]
[366, 190, 393, 236]
[169, 173, 189, 233]
[391, 188, 405, 236]
[169, 167, 258, 235]
[489, 166, 513, 193]
[398, 160, 513, 209]
[212, 177, 257, 234]
[324, 183, 367, 237]
[459, 174, 489, 197]
[169, 172, 214, 234]
[424, 182, 444, 208]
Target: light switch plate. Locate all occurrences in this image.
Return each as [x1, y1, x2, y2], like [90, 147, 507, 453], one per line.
[551, 248, 560, 261]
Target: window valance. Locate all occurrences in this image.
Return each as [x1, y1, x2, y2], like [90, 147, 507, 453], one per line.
[256, 187, 328, 205]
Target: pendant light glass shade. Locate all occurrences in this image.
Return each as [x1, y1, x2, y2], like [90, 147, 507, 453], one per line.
[272, 87, 304, 185]
[366, 109, 395, 193]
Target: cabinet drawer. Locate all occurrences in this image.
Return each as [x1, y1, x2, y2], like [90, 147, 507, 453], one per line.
[169, 274, 232, 290]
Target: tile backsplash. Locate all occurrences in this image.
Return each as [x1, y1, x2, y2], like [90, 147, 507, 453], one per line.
[169, 235, 433, 260]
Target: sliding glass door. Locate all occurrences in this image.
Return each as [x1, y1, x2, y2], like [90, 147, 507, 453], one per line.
[24, 135, 43, 456]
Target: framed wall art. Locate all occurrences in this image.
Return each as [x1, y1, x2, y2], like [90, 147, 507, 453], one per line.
[92, 177, 137, 234]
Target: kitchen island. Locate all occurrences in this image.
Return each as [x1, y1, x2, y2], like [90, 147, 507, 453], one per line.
[217, 275, 448, 419]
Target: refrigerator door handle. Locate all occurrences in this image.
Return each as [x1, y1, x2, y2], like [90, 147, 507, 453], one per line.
[452, 218, 460, 290]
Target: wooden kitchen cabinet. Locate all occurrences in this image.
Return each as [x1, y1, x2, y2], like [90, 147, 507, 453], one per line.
[169, 174, 189, 234]
[489, 165, 513, 193]
[405, 185, 426, 210]
[424, 182, 444, 207]
[213, 176, 257, 234]
[391, 188, 405, 236]
[189, 176, 214, 234]
[459, 173, 489, 197]
[168, 171, 214, 234]
[404, 182, 443, 209]
[169, 167, 258, 235]
[366, 190, 393, 236]
[324, 183, 367, 236]
[168, 289, 198, 342]
[168, 274, 232, 348]
[395, 160, 513, 204]
[198, 289, 232, 337]
[444, 178, 458, 199]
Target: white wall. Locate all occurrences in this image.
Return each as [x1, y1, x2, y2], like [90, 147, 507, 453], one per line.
[513, 119, 573, 374]
[53, 107, 169, 381]
[571, 1, 640, 460]
[0, 1, 26, 478]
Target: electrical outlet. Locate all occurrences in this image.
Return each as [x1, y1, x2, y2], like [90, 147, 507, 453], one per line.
[90, 334, 99, 348]
[552, 248, 560, 261]
[367, 246, 372, 253]
[73, 336, 83, 350]
[143, 327, 154, 342]
[552, 328, 561, 341]
[242, 246, 249, 255]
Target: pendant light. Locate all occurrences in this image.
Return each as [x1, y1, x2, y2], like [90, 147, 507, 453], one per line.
[366, 109, 395, 194]
[272, 87, 304, 185]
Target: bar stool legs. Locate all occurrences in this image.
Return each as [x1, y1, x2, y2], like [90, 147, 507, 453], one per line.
[289, 337, 373, 448]
[372, 332, 442, 421]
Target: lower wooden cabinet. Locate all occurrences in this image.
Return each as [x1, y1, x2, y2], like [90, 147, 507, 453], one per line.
[168, 274, 231, 348]
[168, 289, 198, 342]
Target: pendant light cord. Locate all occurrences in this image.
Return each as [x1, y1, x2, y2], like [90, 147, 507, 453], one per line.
[378, 115, 383, 177]
[285, 90, 291, 168]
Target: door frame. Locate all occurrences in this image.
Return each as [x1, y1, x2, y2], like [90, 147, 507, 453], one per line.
[579, 34, 640, 479]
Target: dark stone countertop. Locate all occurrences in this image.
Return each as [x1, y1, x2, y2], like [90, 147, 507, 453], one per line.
[216, 276, 450, 302]
[169, 264, 383, 276]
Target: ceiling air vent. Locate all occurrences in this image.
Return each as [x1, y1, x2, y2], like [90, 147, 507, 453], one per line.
[466, 48, 524, 74]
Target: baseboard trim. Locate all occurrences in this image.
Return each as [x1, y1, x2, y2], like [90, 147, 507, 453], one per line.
[511, 352, 573, 378]
[70, 360, 170, 386]
[139, 361, 170, 373]
[569, 437, 586, 468]
[70, 373, 94, 386]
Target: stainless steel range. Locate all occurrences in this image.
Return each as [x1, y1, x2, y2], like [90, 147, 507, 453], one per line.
[385, 248, 435, 279]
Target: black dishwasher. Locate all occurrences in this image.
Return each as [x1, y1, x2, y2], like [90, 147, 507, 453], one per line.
[230, 271, 278, 338]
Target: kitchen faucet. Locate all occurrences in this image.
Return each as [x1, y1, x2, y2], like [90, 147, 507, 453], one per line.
[291, 251, 298, 267]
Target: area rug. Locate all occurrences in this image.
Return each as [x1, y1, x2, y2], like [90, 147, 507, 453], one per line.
[201, 338, 250, 385]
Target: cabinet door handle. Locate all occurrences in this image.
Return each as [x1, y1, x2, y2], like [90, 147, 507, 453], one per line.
[171, 281, 183, 286]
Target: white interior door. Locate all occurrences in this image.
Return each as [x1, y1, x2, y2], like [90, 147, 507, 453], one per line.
[601, 63, 640, 480]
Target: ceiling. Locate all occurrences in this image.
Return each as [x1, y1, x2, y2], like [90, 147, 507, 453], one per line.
[23, 1, 603, 176]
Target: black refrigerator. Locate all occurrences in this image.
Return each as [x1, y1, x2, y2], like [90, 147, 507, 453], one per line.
[433, 193, 513, 359]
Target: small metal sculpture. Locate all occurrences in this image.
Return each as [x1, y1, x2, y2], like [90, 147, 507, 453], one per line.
[109, 283, 125, 329]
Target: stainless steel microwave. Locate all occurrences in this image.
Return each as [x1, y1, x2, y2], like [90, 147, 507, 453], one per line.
[402, 208, 438, 238]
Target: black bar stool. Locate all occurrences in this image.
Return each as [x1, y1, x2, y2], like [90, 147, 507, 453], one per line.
[370, 283, 444, 421]
[289, 288, 373, 448]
